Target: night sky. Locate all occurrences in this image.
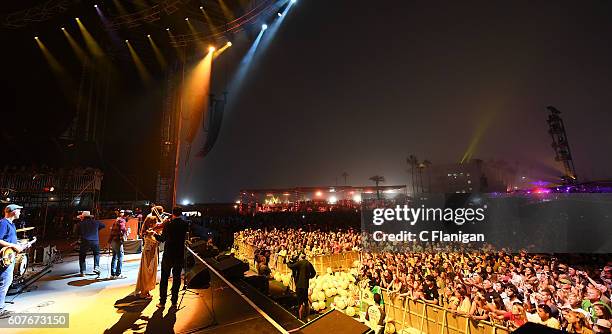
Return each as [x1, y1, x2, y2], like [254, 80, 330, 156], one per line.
[3, 1, 612, 203]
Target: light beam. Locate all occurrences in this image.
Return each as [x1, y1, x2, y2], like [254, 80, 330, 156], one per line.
[126, 40, 152, 85]
[147, 34, 167, 69]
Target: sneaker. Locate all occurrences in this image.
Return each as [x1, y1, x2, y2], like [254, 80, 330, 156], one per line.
[93, 268, 101, 275]
[116, 275, 126, 279]
[79, 272, 85, 277]
[110, 275, 116, 279]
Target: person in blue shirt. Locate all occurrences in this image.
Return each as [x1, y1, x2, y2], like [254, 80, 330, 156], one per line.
[77, 211, 105, 276]
[0, 204, 24, 317]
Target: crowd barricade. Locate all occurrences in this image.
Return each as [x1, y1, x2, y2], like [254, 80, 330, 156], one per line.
[380, 289, 510, 334]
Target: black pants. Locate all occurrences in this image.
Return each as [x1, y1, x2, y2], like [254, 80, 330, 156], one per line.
[79, 239, 100, 273]
[159, 255, 183, 304]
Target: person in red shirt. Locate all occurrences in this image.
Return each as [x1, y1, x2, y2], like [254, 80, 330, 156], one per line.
[108, 210, 128, 278]
[496, 302, 527, 330]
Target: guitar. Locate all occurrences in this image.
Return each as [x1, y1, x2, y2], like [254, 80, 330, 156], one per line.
[0, 237, 36, 269]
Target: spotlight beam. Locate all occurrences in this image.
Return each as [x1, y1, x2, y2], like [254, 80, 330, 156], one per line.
[213, 42, 232, 59]
[183, 51, 214, 144]
[35, 37, 78, 104]
[147, 35, 167, 69]
[76, 18, 104, 57]
[225, 0, 296, 104]
[62, 28, 88, 63]
[199, 7, 218, 35]
[126, 40, 152, 85]
[35, 38, 65, 75]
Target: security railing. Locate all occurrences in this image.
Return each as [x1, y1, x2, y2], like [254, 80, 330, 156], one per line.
[380, 289, 511, 334]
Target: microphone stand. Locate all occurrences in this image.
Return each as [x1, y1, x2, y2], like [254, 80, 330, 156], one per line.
[178, 231, 199, 310]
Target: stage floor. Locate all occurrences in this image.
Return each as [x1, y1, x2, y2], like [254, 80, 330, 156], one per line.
[4, 252, 283, 334]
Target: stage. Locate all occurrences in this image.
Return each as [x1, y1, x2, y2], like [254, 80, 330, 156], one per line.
[4, 252, 283, 334]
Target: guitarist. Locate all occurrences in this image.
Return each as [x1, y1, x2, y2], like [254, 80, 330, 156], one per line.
[0, 204, 24, 317]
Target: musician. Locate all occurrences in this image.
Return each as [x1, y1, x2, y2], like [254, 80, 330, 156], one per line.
[154, 206, 189, 308]
[77, 211, 105, 277]
[134, 206, 166, 299]
[0, 204, 23, 317]
[108, 210, 128, 279]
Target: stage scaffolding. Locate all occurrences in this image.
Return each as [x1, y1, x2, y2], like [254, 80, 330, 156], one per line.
[0, 167, 103, 210]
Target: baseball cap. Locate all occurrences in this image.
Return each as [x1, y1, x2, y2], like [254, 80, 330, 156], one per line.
[4, 204, 23, 213]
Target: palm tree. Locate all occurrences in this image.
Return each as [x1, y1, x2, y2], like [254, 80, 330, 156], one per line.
[407, 155, 418, 195]
[341, 172, 349, 185]
[369, 175, 385, 200]
[422, 160, 432, 193]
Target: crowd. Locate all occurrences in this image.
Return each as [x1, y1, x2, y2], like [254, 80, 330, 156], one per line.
[236, 228, 361, 259]
[361, 250, 612, 333]
[233, 225, 611, 333]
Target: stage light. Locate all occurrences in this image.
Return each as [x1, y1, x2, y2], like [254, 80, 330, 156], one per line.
[353, 194, 362, 203]
[208, 46, 215, 52]
[34, 36, 39, 40]
[328, 196, 338, 204]
[262, 24, 268, 30]
[125, 39, 129, 43]
[213, 41, 231, 58]
[182, 199, 190, 205]
[277, 12, 282, 17]
[61, 27, 65, 30]
[200, 6, 203, 9]
[94, 4, 98, 8]
[291, 0, 296, 3]
[315, 191, 323, 197]
[75, 17, 80, 21]
[147, 34, 151, 38]
[166, 28, 170, 31]
[185, 17, 189, 21]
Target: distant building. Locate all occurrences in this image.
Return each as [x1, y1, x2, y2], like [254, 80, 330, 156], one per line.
[238, 185, 407, 213]
[428, 159, 516, 193]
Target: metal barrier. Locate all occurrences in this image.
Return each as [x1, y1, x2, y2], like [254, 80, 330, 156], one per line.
[233, 239, 509, 334]
[380, 289, 511, 334]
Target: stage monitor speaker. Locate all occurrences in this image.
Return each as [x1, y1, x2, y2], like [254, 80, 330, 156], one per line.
[188, 239, 219, 258]
[297, 310, 371, 334]
[123, 239, 142, 254]
[185, 261, 211, 288]
[513, 322, 564, 334]
[207, 255, 248, 279]
[243, 275, 269, 294]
